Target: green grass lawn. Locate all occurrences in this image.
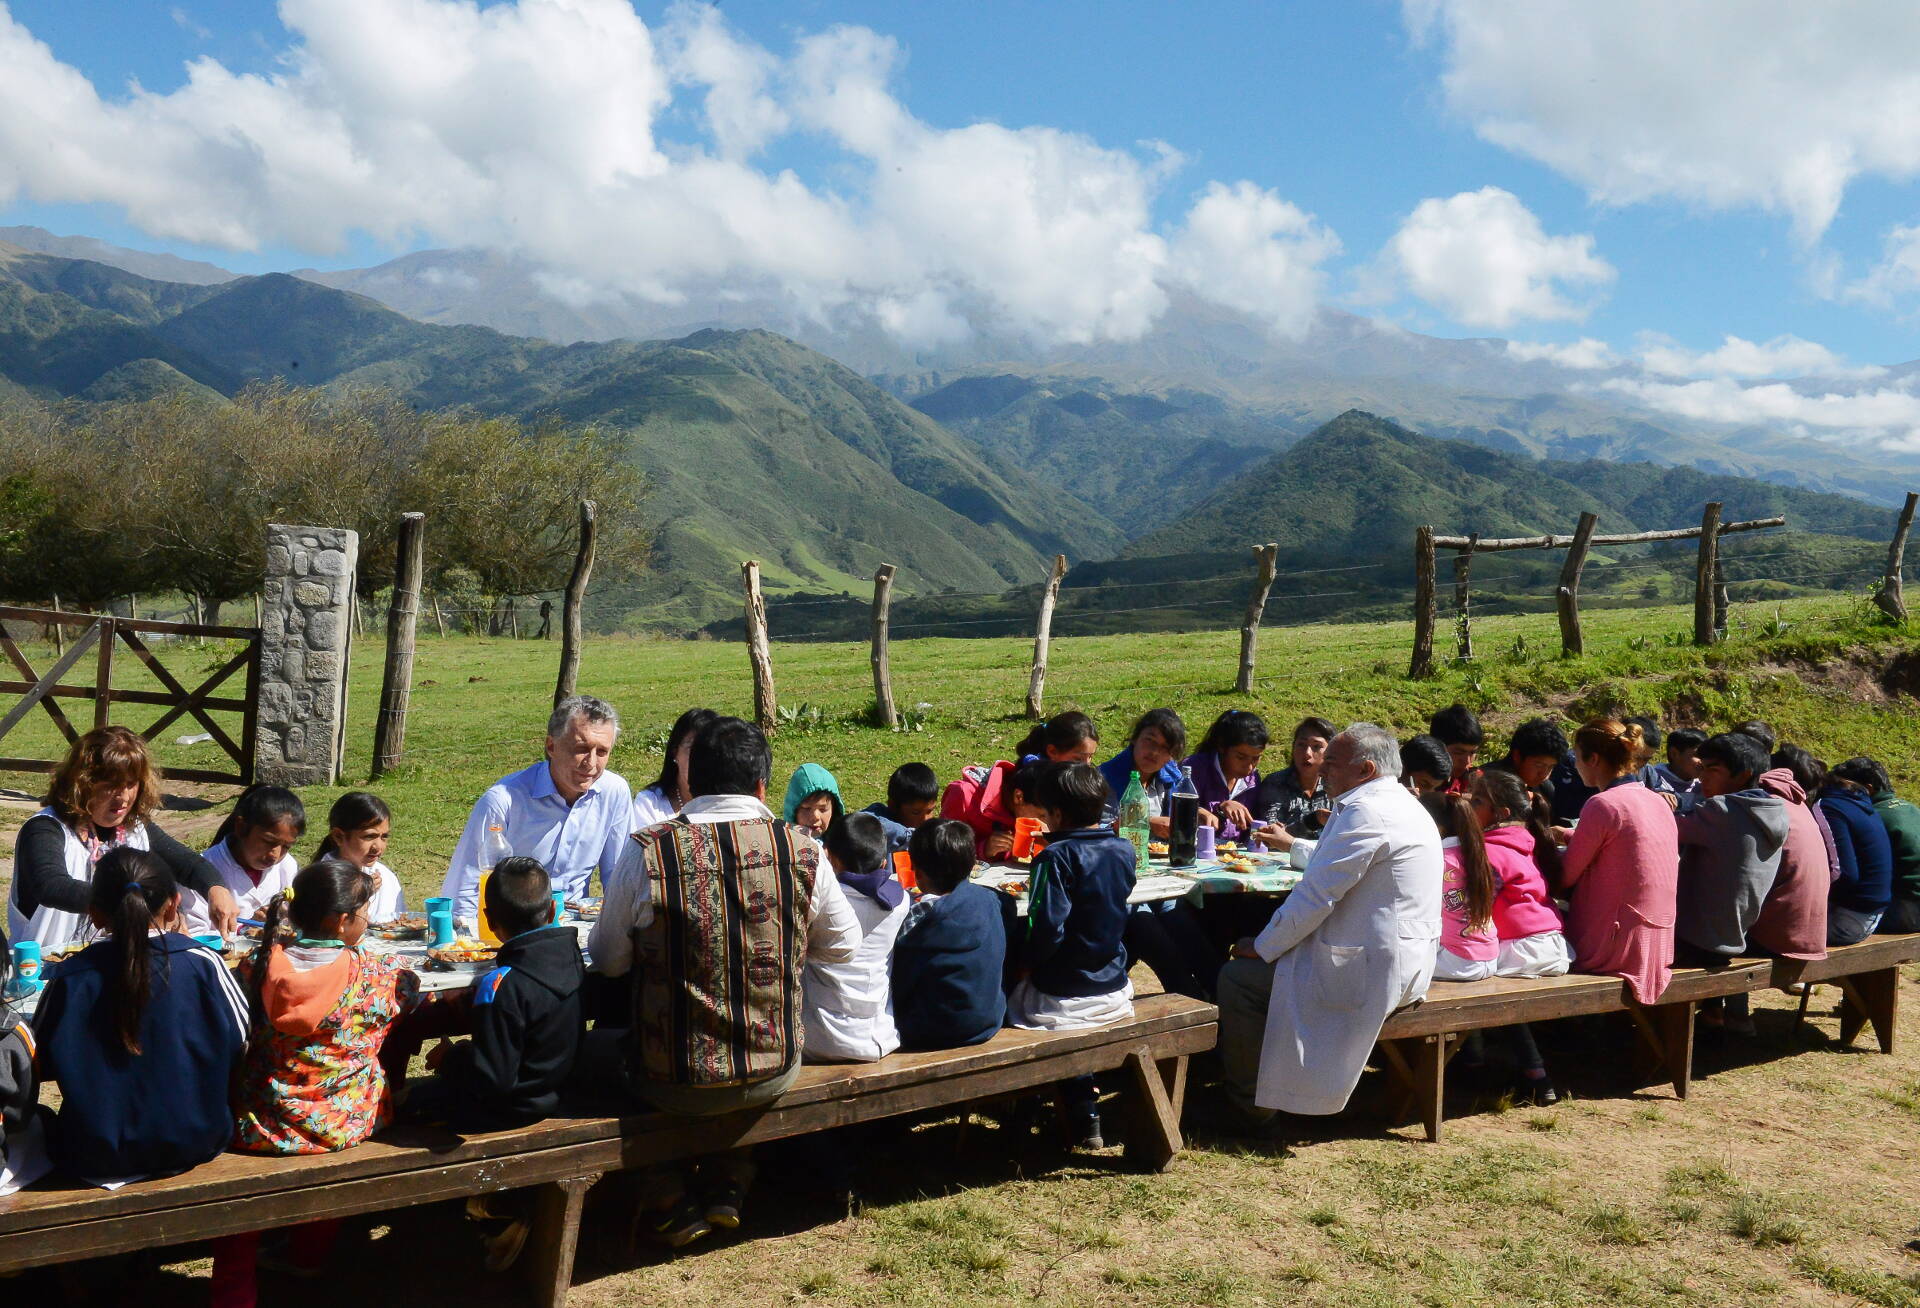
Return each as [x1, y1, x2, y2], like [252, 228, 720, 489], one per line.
[9, 589, 1908, 904]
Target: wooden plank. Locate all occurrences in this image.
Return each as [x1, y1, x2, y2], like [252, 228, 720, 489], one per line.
[1432, 515, 1785, 552]
[1379, 964, 1769, 1039]
[93, 616, 114, 730]
[1411, 1034, 1450, 1142]
[0, 631, 83, 746]
[0, 621, 99, 746]
[1835, 971, 1900, 1053]
[0, 683, 248, 712]
[523, 1173, 598, 1308]
[1118, 1047, 1182, 1171]
[237, 629, 262, 786]
[1783, 933, 1920, 982]
[123, 634, 249, 760]
[0, 607, 260, 641]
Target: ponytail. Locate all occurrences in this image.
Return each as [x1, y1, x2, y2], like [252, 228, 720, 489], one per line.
[248, 858, 373, 1032]
[90, 846, 174, 1055]
[1473, 767, 1563, 889]
[1015, 711, 1100, 762]
[213, 784, 306, 852]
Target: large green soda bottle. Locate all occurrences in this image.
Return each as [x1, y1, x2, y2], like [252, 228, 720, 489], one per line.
[1119, 769, 1152, 866]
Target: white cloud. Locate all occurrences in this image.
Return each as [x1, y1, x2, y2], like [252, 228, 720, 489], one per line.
[1599, 375, 1920, 451]
[0, 0, 1339, 347]
[1165, 181, 1341, 339]
[1406, 0, 1920, 242]
[1845, 223, 1920, 309]
[1382, 187, 1613, 328]
[1636, 333, 1884, 381]
[1503, 338, 1617, 370]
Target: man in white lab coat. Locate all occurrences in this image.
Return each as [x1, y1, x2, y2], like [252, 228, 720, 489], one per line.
[1216, 723, 1442, 1124]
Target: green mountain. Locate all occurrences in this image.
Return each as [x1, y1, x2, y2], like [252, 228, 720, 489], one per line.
[0, 250, 1122, 630]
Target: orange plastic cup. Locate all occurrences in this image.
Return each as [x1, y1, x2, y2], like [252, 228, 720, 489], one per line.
[892, 849, 918, 891]
[1011, 817, 1043, 861]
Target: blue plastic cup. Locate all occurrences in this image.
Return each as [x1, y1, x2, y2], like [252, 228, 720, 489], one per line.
[194, 934, 226, 951]
[428, 910, 455, 948]
[552, 890, 567, 924]
[9, 940, 43, 995]
[424, 896, 453, 918]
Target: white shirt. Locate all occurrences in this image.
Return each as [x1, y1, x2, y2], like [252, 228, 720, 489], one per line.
[803, 886, 907, 1062]
[439, 760, 633, 925]
[589, 792, 861, 978]
[631, 784, 678, 828]
[182, 838, 299, 936]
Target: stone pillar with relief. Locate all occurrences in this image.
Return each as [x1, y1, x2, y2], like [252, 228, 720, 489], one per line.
[255, 524, 359, 786]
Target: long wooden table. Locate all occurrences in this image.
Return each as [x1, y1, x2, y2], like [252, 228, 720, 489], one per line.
[1374, 933, 1920, 1142]
[0, 993, 1218, 1306]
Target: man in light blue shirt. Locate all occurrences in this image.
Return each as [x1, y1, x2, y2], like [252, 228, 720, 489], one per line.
[440, 695, 634, 926]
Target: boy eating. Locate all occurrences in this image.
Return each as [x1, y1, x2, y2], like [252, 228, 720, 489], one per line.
[864, 763, 941, 852]
[891, 820, 1008, 1051]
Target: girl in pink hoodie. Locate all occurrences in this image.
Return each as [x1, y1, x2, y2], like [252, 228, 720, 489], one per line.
[1472, 770, 1571, 978]
[1422, 790, 1499, 982]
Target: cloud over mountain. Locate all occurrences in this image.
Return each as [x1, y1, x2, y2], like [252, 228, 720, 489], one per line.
[0, 0, 1340, 349]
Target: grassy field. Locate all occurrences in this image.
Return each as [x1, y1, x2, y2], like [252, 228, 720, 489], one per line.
[5, 595, 1920, 1304]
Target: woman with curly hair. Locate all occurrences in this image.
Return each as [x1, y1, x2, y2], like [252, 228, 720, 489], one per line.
[8, 725, 239, 947]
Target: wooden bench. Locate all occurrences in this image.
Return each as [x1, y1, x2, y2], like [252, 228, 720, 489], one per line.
[0, 993, 1216, 1306]
[1376, 933, 1920, 1142]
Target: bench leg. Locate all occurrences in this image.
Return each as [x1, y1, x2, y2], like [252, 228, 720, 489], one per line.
[1837, 969, 1900, 1054]
[1377, 1035, 1450, 1142]
[1628, 1001, 1694, 1098]
[1118, 1049, 1184, 1170]
[522, 1173, 600, 1308]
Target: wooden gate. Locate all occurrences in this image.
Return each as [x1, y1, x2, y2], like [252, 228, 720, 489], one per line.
[0, 606, 263, 786]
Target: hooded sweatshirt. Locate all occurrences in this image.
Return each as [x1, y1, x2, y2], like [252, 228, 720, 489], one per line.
[0, 1001, 33, 1170]
[1483, 825, 1565, 941]
[1820, 785, 1895, 915]
[783, 764, 845, 827]
[1869, 790, 1920, 904]
[428, 925, 585, 1129]
[1674, 787, 1789, 956]
[941, 760, 1017, 858]
[890, 882, 1008, 1050]
[1751, 769, 1831, 961]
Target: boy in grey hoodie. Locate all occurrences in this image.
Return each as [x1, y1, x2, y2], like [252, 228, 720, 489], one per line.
[1675, 732, 1790, 962]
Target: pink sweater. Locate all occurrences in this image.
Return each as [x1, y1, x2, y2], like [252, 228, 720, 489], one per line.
[1484, 825, 1565, 941]
[1559, 780, 1679, 1004]
[1750, 768, 1830, 961]
[1438, 839, 1498, 962]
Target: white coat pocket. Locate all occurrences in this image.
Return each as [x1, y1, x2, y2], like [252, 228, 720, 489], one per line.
[1312, 942, 1369, 1013]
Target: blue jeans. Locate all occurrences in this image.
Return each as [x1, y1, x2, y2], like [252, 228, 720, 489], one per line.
[1828, 904, 1884, 946]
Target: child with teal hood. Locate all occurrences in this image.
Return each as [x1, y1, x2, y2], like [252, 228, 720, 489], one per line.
[784, 764, 845, 838]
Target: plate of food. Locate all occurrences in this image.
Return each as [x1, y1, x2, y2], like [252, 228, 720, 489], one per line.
[370, 914, 429, 941]
[565, 898, 602, 920]
[995, 878, 1029, 897]
[1147, 841, 1170, 857]
[424, 940, 498, 970]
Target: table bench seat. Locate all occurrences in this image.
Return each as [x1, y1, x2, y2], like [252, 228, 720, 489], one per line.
[0, 993, 1218, 1306]
[1375, 933, 1920, 1141]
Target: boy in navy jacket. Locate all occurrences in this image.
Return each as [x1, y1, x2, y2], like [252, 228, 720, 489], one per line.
[891, 820, 1007, 1050]
[1005, 763, 1136, 1149]
[403, 857, 585, 1133]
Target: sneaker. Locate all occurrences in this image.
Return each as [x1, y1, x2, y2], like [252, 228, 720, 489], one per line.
[1724, 1013, 1757, 1037]
[644, 1196, 712, 1249]
[1072, 1106, 1105, 1151]
[1511, 1075, 1559, 1107]
[482, 1219, 530, 1272]
[702, 1179, 745, 1231]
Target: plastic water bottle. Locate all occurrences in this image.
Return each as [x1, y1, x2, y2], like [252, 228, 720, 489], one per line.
[478, 824, 513, 944]
[1168, 767, 1200, 868]
[1119, 770, 1152, 867]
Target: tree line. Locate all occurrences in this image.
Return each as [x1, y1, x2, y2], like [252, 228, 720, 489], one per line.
[0, 383, 651, 623]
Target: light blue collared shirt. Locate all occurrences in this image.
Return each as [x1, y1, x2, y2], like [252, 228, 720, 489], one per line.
[439, 760, 633, 925]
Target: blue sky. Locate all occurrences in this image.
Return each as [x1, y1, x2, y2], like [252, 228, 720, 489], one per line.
[3, 0, 1919, 377]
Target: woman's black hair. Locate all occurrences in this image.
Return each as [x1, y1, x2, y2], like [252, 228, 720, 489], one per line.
[91, 846, 176, 1055]
[1770, 743, 1827, 795]
[1471, 767, 1563, 887]
[249, 858, 374, 1032]
[316, 791, 392, 860]
[212, 784, 307, 851]
[1008, 758, 1060, 810]
[1127, 708, 1187, 760]
[1014, 711, 1100, 761]
[653, 707, 720, 797]
[1196, 709, 1270, 756]
[1830, 756, 1893, 796]
[1400, 734, 1453, 786]
[1428, 703, 1484, 748]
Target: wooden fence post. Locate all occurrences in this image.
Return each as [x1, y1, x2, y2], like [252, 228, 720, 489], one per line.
[1025, 555, 1069, 719]
[431, 595, 447, 638]
[371, 511, 425, 780]
[1236, 543, 1279, 694]
[1713, 554, 1729, 639]
[1453, 533, 1477, 662]
[1874, 490, 1918, 622]
[742, 560, 777, 729]
[553, 500, 596, 708]
[50, 593, 63, 657]
[1409, 527, 1436, 678]
[1556, 511, 1599, 657]
[1694, 501, 1722, 646]
[870, 564, 898, 728]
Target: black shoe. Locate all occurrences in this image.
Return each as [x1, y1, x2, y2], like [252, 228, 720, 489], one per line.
[1511, 1075, 1558, 1107]
[1072, 1106, 1105, 1150]
[643, 1195, 712, 1249]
